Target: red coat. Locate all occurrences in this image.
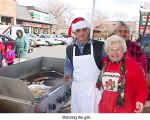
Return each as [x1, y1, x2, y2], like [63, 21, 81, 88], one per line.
[98, 56, 149, 113]
[0, 42, 5, 56]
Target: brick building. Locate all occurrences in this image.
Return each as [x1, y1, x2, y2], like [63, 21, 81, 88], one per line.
[0, 0, 56, 34]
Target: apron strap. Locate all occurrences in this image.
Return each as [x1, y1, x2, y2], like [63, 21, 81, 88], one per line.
[73, 46, 76, 57]
[90, 43, 94, 56]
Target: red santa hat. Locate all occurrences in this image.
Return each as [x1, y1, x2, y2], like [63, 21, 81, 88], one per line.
[68, 17, 91, 37]
[67, 17, 91, 44]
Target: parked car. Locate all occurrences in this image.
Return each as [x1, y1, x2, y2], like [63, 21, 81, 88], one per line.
[62, 35, 68, 38]
[35, 34, 48, 47]
[56, 35, 67, 44]
[61, 35, 75, 45]
[27, 34, 37, 47]
[45, 34, 63, 45]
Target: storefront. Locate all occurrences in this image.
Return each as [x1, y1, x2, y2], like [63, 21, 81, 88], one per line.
[21, 21, 51, 34]
[16, 5, 55, 34]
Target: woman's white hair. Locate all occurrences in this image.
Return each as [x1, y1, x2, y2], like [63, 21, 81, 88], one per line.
[105, 35, 127, 53]
[114, 21, 132, 35]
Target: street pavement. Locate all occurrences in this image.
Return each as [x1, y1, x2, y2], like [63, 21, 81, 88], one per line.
[27, 45, 67, 60]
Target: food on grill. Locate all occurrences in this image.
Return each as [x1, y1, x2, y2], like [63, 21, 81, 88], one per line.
[23, 80, 30, 85]
[28, 84, 50, 97]
[29, 87, 47, 97]
[23, 79, 46, 86]
[40, 81, 45, 84]
[34, 77, 49, 82]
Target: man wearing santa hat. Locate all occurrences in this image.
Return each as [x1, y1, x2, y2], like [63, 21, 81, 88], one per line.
[64, 17, 106, 113]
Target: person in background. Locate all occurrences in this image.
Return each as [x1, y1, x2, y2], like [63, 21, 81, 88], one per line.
[5, 45, 16, 66]
[97, 35, 148, 113]
[0, 39, 5, 67]
[64, 17, 105, 113]
[15, 30, 29, 63]
[114, 21, 147, 74]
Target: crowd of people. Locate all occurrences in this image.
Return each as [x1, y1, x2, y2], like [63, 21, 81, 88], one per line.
[64, 17, 149, 113]
[0, 29, 29, 67]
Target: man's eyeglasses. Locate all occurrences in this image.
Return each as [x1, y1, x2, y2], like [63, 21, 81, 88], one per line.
[118, 30, 129, 34]
[75, 28, 88, 33]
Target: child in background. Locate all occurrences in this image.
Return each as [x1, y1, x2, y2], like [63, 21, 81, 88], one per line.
[5, 45, 16, 66]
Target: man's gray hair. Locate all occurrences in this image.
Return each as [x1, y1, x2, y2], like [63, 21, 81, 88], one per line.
[105, 35, 127, 53]
[114, 21, 132, 35]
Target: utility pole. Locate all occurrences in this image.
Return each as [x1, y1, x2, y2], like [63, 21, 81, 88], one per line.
[90, 0, 96, 39]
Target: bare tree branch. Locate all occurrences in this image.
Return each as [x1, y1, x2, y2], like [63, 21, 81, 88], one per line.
[36, 0, 74, 33]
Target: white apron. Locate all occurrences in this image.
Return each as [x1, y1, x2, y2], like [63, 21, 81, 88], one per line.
[71, 43, 101, 113]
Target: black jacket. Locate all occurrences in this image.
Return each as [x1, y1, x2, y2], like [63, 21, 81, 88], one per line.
[66, 40, 105, 70]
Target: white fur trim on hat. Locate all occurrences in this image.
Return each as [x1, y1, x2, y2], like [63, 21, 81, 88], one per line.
[72, 21, 91, 32]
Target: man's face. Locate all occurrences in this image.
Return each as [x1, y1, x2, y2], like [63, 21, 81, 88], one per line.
[116, 25, 129, 40]
[74, 28, 90, 43]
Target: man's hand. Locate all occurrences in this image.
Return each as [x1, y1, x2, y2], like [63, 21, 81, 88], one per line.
[134, 101, 144, 113]
[64, 74, 72, 82]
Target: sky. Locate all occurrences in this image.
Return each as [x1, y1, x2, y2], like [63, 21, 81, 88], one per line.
[16, 0, 150, 21]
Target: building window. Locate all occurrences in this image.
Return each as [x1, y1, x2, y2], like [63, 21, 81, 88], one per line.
[1, 16, 12, 25]
[43, 28, 49, 34]
[33, 27, 39, 34]
[24, 26, 30, 33]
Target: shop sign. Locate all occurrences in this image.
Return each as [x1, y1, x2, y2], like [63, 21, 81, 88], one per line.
[140, 15, 150, 25]
[29, 10, 50, 24]
[23, 22, 34, 27]
[41, 24, 50, 28]
[23, 22, 50, 28]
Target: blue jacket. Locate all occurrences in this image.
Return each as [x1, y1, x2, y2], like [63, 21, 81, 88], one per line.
[15, 34, 29, 58]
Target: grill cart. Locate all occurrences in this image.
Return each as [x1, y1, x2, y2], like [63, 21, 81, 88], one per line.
[0, 57, 71, 113]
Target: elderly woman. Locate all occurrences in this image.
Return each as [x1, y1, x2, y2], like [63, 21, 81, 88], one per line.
[114, 21, 147, 74]
[96, 35, 149, 113]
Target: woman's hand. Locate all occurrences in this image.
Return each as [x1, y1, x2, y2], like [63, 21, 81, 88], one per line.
[64, 74, 72, 82]
[134, 101, 144, 113]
